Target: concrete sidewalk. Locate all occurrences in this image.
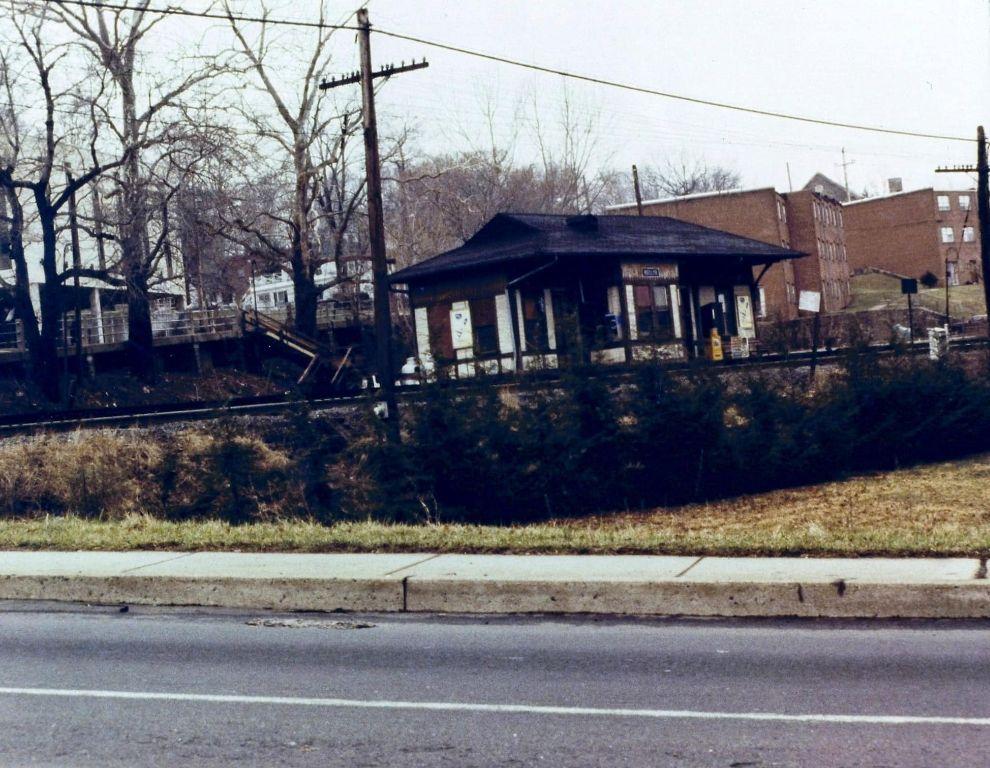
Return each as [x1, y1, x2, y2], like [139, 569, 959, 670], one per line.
[0, 551, 987, 618]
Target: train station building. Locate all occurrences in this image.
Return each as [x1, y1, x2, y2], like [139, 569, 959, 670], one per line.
[389, 213, 804, 377]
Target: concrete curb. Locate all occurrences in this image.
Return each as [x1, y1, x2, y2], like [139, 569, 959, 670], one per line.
[0, 552, 987, 618]
[404, 579, 990, 618]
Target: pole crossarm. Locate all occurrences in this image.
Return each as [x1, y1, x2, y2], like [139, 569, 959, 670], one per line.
[319, 59, 429, 90]
[935, 166, 978, 174]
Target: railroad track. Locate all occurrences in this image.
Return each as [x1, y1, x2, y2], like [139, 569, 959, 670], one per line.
[2, 336, 985, 435]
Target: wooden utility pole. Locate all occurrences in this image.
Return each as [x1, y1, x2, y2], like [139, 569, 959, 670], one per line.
[936, 126, 989, 340]
[320, 9, 427, 439]
[631, 164, 644, 215]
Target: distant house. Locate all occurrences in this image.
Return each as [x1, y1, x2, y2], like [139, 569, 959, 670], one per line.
[804, 172, 859, 202]
[607, 186, 851, 317]
[389, 213, 803, 377]
[0, 235, 185, 350]
[843, 188, 981, 286]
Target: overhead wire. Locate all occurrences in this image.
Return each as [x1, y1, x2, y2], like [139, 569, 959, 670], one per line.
[35, 0, 977, 145]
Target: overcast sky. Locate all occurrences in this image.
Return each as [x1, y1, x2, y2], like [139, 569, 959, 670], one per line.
[358, 0, 990, 197]
[36, 0, 990, 199]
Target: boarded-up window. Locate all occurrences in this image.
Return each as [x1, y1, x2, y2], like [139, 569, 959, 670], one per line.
[521, 290, 548, 351]
[427, 303, 453, 361]
[470, 296, 498, 355]
[633, 284, 673, 341]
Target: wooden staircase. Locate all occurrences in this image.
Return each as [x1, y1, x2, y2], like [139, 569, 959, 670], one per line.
[243, 309, 347, 385]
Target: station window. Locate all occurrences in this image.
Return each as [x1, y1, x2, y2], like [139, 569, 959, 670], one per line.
[959, 195, 971, 210]
[633, 284, 674, 341]
[520, 289, 549, 351]
[273, 290, 289, 306]
[470, 296, 499, 356]
[964, 226, 976, 243]
[940, 226, 955, 244]
[427, 303, 454, 361]
[937, 195, 951, 211]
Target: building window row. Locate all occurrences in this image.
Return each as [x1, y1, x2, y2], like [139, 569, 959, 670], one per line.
[941, 225, 977, 244]
[813, 200, 841, 227]
[938, 194, 971, 212]
[817, 240, 847, 262]
[776, 199, 787, 223]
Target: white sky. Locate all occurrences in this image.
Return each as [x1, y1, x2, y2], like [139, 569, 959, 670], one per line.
[20, 0, 990, 199]
[361, 0, 990, 195]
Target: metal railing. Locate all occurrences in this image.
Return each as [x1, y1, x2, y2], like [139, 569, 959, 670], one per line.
[0, 321, 23, 351]
[2, 299, 364, 356]
[255, 299, 373, 328]
[52, 307, 242, 350]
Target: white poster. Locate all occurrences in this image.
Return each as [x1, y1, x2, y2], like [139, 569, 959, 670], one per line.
[735, 294, 755, 338]
[798, 290, 821, 313]
[450, 302, 473, 350]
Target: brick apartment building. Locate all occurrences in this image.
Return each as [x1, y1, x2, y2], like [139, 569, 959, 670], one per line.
[842, 188, 981, 286]
[607, 187, 851, 318]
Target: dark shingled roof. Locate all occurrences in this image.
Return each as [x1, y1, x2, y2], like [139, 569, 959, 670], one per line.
[391, 213, 804, 283]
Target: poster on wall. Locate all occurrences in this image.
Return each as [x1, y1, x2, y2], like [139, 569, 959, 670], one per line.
[735, 293, 756, 338]
[450, 303, 474, 350]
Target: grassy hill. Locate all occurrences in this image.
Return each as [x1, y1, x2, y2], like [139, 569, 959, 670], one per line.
[845, 272, 986, 319]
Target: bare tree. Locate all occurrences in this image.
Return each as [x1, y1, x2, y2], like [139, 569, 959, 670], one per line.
[638, 155, 742, 198]
[384, 91, 623, 270]
[0, 9, 130, 400]
[54, 0, 231, 379]
[223, 2, 363, 337]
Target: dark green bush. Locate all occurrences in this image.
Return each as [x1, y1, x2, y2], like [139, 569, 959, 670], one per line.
[351, 351, 990, 523]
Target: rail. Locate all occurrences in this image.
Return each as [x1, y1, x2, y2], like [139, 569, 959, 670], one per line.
[3, 335, 988, 435]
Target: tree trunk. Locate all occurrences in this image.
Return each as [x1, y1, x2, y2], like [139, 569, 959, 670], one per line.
[35, 201, 64, 402]
[3, 187, 55, 399]
[119, 78, 155, 381]
[291, 240, 317, 338]
[291, 143, 318, 337]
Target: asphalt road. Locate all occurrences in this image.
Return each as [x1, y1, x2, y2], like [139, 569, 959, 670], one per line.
[1, 603, 989, 767]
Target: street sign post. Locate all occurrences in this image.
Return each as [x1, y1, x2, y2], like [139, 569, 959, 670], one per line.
[799, 291, 822, 385]
[902, 279, 917, 344]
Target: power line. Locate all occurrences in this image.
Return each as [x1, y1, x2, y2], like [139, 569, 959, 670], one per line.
[36, 0, 978, 144]
[371, 27, 975, 144]
[41, 0, 358, 30]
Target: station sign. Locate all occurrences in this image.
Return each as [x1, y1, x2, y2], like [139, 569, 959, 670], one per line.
[622, 261, 678, 282]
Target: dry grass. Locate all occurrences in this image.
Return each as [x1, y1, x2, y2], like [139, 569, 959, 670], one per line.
[3, 453, 990, 556]
[0, 427, 304, 521]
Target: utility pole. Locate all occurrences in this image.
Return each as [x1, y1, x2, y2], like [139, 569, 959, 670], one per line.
[936, 126, 989, 340]
[320, 9, 427, 439]
[839, 148, 855, 202]
[631, 164, 644, 215]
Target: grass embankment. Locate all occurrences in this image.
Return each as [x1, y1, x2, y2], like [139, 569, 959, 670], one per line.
[845, 272, 985, 317]
[4, 454, 990, 557]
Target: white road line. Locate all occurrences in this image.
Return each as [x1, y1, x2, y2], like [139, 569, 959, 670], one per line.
[0, 687, 987, 726]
